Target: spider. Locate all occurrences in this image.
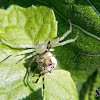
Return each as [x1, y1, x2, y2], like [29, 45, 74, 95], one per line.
[0, 20, 78, 96]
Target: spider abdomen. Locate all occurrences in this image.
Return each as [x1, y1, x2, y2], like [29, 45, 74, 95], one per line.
[36, 52, 57, 74]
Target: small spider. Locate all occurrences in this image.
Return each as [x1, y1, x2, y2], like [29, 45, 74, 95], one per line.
[0, 20, 78, 96]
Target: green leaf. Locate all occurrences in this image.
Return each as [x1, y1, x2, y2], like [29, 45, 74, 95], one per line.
[0, 4, 57, 62]
[0, 5, 57, 43]
[32, 0, 100, 83]
[1, 0, 100, 83]
[0, 63, 30, 100]
[79, 69, 100, 100]
[0, 5, 78, 100]
[28, 70, 78, 100]
[0, 0, 100, 99]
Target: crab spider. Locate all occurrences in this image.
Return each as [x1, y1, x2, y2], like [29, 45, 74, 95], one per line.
[0, 20, 78, 96]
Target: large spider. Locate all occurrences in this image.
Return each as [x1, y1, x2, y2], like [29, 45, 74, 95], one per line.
[0, 21, 78, 96]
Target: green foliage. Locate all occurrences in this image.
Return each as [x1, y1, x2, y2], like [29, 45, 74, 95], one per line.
[79, 69, 100, 100]
[0, 0, 100, 100]
[0, 5, 78, 100]
[28, 70, 78, 100]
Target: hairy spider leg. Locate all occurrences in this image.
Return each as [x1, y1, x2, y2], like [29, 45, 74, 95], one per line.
[12, 49, 35, 57]
[50, 21, 78, 47]
[28, 56, 37, 77]
[45, 41, 54, 52]
[52, 35, 78, 47]
[33, 71, 45, 96]
[43, 74, 45, 96]
[59, 20, 72, 41]
[33, 71, 42, 83]
[0, 49, 35, 63]
[16, 52, 37, 64]
[50, 20, 72, 45]
[0, 36, 35, 48]
[0, 55, 12, 63]
[47, 41, 51, 51]
[24, 56, 37, 86]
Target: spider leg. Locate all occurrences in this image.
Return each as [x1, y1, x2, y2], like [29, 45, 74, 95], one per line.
[0, 55, 12, 63]
[28, 56, 37, 77]
[50, 20, 72, 45]
[33, 71, 42, 83]
[43, 74, 45, 96]
[12, 49, 35, 57]
[52, 35, 78, 47]
[16, 52, 37, 64]
[0, 49, 35, 63]
[33, 71, 45, 96]
[59, 20, 72, 41]
[0, 36, 36, 48]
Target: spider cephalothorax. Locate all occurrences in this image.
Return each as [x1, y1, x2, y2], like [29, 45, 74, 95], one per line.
[33, 40, 57, 73]
[0, 20, 78, 96]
